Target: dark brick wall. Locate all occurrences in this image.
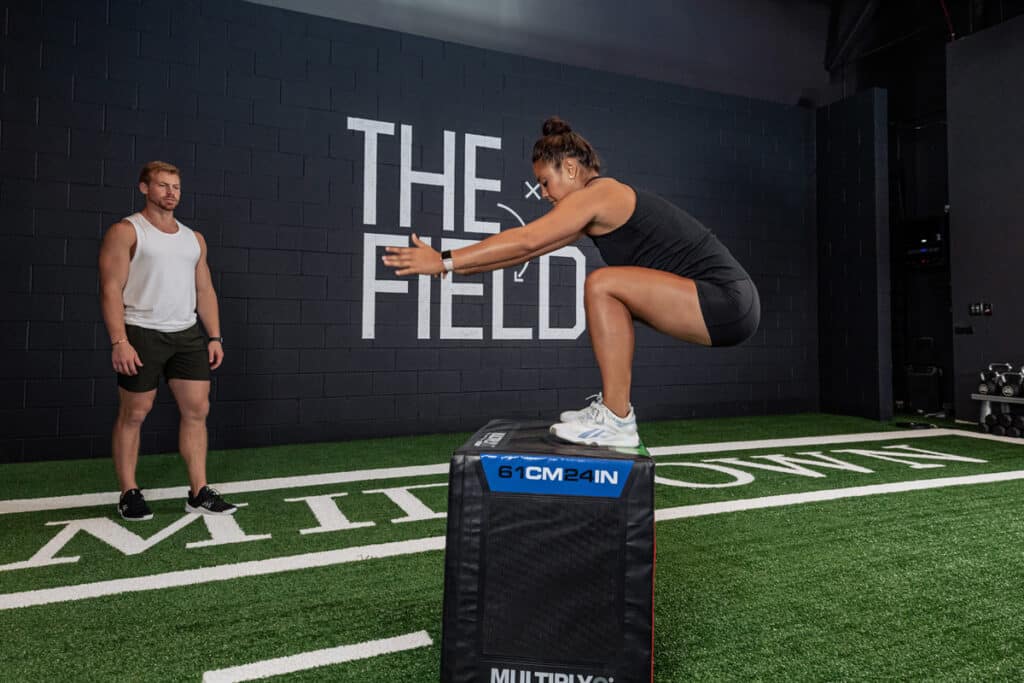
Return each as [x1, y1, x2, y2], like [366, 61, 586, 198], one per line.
[0, 0, 817, 462]
[947, 14, 1024, 422]
[816, 88, 892, 420]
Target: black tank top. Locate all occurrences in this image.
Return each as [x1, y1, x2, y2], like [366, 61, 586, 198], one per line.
[591, 186, 750, 285]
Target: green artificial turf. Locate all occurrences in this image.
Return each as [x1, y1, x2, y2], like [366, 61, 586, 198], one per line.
[1, 414, 1022, 682]
[654, 480, 1024, 681]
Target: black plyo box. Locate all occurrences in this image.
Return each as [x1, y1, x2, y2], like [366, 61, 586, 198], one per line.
[441, 419, 655, 683]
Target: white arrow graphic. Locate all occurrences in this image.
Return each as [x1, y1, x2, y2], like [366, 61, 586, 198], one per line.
[495, 202, 530, 282]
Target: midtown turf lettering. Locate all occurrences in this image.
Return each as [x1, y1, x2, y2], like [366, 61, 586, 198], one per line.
[0, 444, 989, 573]
[0, 505, 268, 571]
[653, 445, 987, 488]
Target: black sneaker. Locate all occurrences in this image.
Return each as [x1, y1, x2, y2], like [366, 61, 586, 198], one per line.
[118, 488, 153, 521]
[185, 486, 237, 515]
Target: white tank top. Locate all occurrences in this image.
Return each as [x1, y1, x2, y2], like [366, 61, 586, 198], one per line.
[122, 212, 200, 332]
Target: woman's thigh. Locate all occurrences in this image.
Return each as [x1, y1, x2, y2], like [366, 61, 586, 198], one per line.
[585, 266, 712, 346]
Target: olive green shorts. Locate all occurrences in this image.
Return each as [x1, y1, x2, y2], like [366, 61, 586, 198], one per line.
[117, 323, 210, 392]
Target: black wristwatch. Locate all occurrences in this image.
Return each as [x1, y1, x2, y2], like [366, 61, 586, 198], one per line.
[208, 336, 223, 344]
[440, 249, 455, 273]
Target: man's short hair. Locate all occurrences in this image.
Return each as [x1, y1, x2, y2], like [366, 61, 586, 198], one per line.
[139, 161, 181, 185]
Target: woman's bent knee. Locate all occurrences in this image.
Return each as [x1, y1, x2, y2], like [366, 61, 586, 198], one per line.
[584, 267, 619, 300]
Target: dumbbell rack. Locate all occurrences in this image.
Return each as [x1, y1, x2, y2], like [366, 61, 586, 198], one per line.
[971, 393, 1024, 423]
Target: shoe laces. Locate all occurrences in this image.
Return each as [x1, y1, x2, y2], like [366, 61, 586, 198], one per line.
[579, 393, 603, 420]
[580, 402, 612, 427]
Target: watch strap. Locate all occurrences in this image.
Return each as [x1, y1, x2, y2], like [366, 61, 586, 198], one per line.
[440, 250, 454, 273]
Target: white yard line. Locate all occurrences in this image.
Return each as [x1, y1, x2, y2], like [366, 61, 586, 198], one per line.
[0, 537, 445, 611]
[655, 468, 1024, 520]
[5, 428, 1014, 515]
[201, 631, 433, 682]
[0, 464, 449, 515]
[4, 466, 1024, 611]
[647, 427, 1023, 456]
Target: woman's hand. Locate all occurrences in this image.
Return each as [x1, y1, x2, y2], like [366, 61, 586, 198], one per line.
[382, 233, 445, 277]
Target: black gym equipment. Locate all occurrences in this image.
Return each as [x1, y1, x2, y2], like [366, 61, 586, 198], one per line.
[1001, 372, 1024, 397]
[906, 364, 942, 412]
[978, 370, 999, 395]
[441, 419, 655, 683]
[892, 421, 936, 429]
[979, 363, 1014, 395]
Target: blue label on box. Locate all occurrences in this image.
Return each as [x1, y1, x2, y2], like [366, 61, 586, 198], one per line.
[480, 453, 632, 498]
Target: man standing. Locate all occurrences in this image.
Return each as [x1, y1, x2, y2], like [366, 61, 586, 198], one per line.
[99, 161, 236, 520]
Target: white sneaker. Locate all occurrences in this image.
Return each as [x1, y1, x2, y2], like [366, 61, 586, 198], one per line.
[559, 393, 603, 422]
[550, 402, 640, 447]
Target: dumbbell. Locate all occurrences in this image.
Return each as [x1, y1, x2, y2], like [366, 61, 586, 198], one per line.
[978, 370, 1000, 394]
[992, 424, 1007, 436]
[1008, 427, 1022, 438]
[984, 413, 999, 427]
[979, 422, 991, 434]
[1013, 415, 1024, 430]
[999, 413, 1014, 428]
[1001, 372, 1024, 397]
[980, 363, 1015, 394]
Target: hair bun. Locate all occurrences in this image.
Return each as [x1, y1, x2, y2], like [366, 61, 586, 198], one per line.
[542, 116, 572, 136]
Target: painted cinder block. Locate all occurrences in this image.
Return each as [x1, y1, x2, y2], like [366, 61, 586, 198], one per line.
[0, 0, 819, 458]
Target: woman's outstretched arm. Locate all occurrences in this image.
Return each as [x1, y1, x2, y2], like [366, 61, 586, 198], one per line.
[382, 186, 601, 276]
[454, 231, 582, 275]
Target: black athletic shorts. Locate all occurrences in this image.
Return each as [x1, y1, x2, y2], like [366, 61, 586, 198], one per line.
[117, 323, 210, 392]
[696, 278, 760, 347]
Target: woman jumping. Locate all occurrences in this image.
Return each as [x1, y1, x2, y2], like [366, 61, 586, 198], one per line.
[382, 117, 760, 447]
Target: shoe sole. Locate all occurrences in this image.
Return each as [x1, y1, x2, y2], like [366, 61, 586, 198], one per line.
[118, 510, 153, 521]
[184, 504, 238, 515]
[549, 424, 640, 448]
